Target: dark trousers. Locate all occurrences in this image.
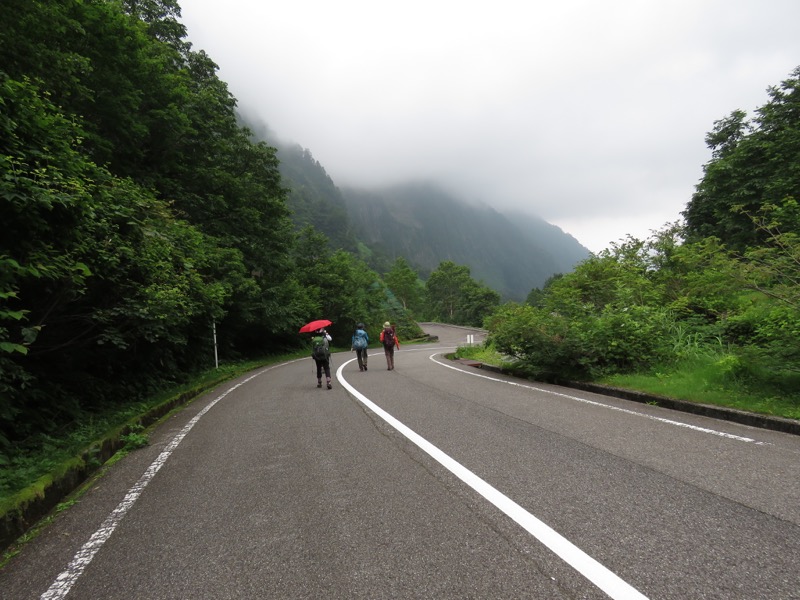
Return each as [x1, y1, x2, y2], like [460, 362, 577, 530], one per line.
[356, 348, 368, 370]
[384, 347, 395, 370]
[315, 359, 331, 380]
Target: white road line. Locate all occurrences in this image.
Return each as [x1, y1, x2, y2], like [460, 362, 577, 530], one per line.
[38, 362, 297, 600]
[337, 358, 649, 600]
[429, 354, 767, 445]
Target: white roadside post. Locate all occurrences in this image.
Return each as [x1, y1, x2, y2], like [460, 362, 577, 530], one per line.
[212, 319, 219, 369]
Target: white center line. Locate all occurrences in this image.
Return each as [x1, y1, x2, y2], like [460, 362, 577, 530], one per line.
[337, 358, 650, 600]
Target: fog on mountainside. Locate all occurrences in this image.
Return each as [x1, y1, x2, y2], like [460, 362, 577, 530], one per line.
[242, 114, 590, 300]
[342, 183, 590, 300]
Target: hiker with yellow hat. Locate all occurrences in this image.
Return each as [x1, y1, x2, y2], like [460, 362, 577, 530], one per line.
[379, 321, 400, 370]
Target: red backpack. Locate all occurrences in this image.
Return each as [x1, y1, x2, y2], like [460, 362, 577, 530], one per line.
[382, 328, 395, 349]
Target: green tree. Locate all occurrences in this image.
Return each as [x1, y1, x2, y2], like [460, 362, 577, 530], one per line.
[722, 200, 800, 374]
[425, 261, 473, 322]
[488, 68, 800, 390]
[456, 283, 501, 327]
[684, 66, 800, 251]
[487, 236, 676, 379]
[425, 261, 500, 326]
[291, 228, 386, 340]
[385, 257, 424, 314]
[0, 72, 242, 441]
[0, 0, 92, 114]
[121, 0, 188, 48]
[526, 273, 563, 307]
[0, 0, 308, 443]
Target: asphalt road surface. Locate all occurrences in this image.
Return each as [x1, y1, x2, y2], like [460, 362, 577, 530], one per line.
[1, 323, 799, 599]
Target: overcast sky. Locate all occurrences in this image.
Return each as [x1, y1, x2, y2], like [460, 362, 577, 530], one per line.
[178, 0, 800, 253]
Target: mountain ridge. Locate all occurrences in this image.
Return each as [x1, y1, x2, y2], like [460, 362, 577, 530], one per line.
[243, 115, 590, 300]
[341, 181, 590, 300]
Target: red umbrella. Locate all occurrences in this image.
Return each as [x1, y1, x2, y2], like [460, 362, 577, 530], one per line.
[299, 319, 332, 333]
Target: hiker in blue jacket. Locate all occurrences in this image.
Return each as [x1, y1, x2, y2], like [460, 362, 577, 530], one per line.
[351, 323, 370, 372]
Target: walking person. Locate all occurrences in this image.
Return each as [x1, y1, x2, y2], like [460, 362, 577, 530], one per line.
[351, 322, 370, 371]
[311, 328, 333, 389]
[379, 321, 400, 370]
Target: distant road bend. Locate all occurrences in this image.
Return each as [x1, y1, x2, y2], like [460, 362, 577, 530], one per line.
[1, 323, 798, 599]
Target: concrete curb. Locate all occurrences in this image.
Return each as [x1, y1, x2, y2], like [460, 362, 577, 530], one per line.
[462, 360, 800, 437]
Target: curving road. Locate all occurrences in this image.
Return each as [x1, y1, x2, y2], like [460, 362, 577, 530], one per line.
[2, 323, 799, 599]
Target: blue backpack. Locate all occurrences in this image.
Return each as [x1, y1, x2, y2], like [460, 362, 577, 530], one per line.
[353, 330, 368, 350]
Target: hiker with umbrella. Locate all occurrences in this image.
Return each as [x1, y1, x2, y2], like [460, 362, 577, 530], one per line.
[300, 319, 333, 389]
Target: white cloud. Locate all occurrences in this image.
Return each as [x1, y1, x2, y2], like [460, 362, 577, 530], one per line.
[178, 0, 800, 254]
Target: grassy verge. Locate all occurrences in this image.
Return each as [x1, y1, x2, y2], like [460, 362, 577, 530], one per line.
[453, 344, 514, 367]
[600, 358, 800, 421]
[0, 352, 306, 516]
[454, 345, 800, 421]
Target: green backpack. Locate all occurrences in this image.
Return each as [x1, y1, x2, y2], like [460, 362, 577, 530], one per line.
[311, 335, 330, 360]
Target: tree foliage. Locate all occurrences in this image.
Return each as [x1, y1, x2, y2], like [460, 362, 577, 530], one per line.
[488, 201, 800, 389]
[489, 239, 674, 379]
[384, 257, 425, 315]
[0, 0, 397, 447]
[684, 67, 800, 251]
[425, 261, 500, 326]
[489, 65, 800, 387]
[0, 70, 240, 440]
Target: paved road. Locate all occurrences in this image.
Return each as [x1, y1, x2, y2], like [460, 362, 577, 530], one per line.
[2, 323, 799, 599]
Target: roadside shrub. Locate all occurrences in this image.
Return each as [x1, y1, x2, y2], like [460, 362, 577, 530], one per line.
[487, 298, 676, 381]
[573, 305, 673, 377]
[486, 303, 580, 379]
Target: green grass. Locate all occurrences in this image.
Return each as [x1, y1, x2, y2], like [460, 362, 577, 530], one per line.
[456, 344, 800, 421]
[601, 359, 800, 421]
[454, 343, 515, 366]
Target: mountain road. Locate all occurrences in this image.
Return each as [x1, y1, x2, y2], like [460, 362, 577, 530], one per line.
[1, 323, 798, 599]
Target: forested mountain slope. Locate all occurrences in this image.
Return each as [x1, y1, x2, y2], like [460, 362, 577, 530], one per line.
[242, 118, 358, 252]
[243, 116, 590, 300]
[342, 182, 590, 300]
